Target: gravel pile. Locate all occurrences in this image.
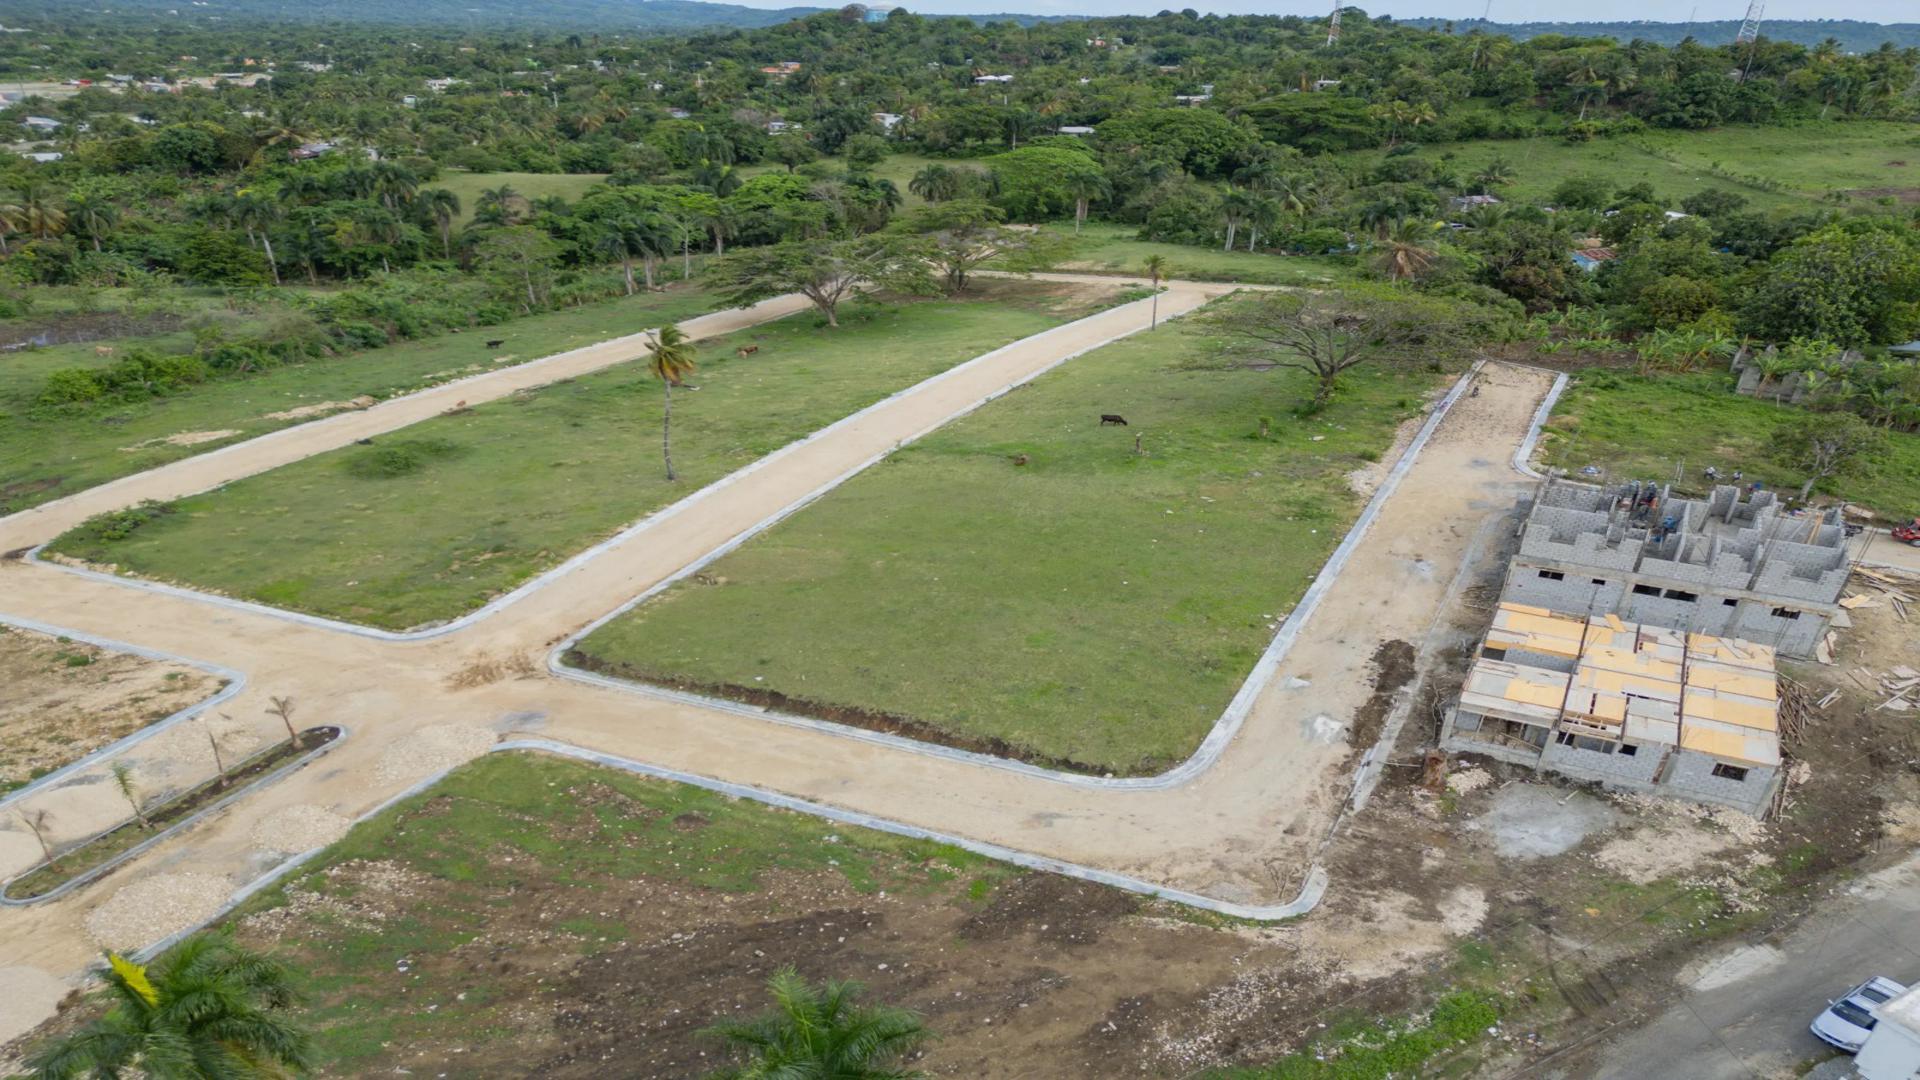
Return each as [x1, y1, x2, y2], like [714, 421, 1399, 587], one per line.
[373, 723, 498, 784]
[250, 804, 351, 854]
[84, 872, 231, 951]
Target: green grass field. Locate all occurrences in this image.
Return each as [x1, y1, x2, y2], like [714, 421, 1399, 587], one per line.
[1346, 121, 1920, 213]
[1041, 221, 1356, 286]
[228, 753, 1010, 1075]
[1540, 371, 1920, 518]
[736, 151, 964, 209]
[0, 283, 723, 514]
[48, 282, 1116, 629]
[426, 170, 609, 225]
[571, 296, 1427, 775]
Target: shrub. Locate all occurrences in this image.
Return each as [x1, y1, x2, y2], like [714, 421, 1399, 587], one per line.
[70, 501, 176, 544]
[344, 437, 467, 479]
[36, 367, 106, 407]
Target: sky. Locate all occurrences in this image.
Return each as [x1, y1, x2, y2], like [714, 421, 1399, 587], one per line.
[754, 0, 1915, 21]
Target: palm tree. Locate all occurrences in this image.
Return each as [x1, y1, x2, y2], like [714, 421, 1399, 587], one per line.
[415, 188, 461, 257]
[1471, 156, 1515, 194]
[64, 190, 117, 253]
[703, 968, 928, 1080]
[1243, 194, 1281, 252]
[13, 180, 67, 240]
[24, 932, 311, 1079]
[908, 163, 958, 204]
[645, 324, 697, 482]
[1219, 190, 1257, 252]
[475, 184, 526, 225]
[1065, 171, 1110, 235]
[1373, 218, 1442, 282]
[1144, 254, 1167, 329]
[229, 192, 283, 285]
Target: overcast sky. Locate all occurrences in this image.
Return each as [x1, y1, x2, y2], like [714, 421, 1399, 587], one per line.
[828, 0, 1913, 21]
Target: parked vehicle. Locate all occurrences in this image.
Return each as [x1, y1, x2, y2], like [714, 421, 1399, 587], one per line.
[1812, 977, 1909, 1052]
[1892, 519, 1920, 547]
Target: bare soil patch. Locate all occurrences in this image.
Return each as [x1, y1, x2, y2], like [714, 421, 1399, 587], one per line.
[262, 395, 376, 422]
[0, 626, 220, 791]
[118, 429, 242, 451]
[1853, 186, 1920, 203]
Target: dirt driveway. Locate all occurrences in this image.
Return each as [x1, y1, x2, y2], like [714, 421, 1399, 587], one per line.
[0, 283, 1554, 1046]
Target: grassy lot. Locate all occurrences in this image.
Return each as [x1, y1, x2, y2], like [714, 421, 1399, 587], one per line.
[426, 170, 609, 226]
[571, 295, 1428, 775]
[736, 151, 968, 209]
[0, 283, 723, 514]
[1040, 221, 1356, 286]
[223, 753, 1016, 1076]
[1538, 370, 1920, 518]
[47, 282, 1116, 629]
[1343, 121, 1920, 213]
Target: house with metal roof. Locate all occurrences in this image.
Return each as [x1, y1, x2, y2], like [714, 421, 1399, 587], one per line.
[1442, 602, 1783, 816]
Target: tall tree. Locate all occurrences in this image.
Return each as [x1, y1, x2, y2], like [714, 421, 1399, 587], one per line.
[708, 234, 935, 327]
[643, 323, 697, 482]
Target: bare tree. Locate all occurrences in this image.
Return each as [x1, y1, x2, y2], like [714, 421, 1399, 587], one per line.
[110, 762, 149, 829]
[267, 696, 302, 750]
[1212, 290, 1469, 408]
[1770, 413, 1885, 500]
[17, 809, 58, 870]
[207, 715, 234, 789]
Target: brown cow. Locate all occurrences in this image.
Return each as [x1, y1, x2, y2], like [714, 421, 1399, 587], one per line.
[736, 345, 760, 357]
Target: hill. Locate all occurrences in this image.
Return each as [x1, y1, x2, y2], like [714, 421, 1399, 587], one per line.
[1402, 17, 1920, 51]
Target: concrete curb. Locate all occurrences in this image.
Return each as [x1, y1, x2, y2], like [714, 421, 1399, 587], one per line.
[551, 357, 1489, 792]
[1513, 371, 1570, 480]
[21, 290, 1187, 644]
[491, 739, 1328, 921]
[2, 726, 347, 908]
[0, 616, 246, 814]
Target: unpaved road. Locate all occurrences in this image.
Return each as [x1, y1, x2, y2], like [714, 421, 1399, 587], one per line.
[0, 282, 1555, 1046]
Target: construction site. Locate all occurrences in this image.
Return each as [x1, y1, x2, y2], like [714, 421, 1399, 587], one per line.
[1501, 480, 1851, 660]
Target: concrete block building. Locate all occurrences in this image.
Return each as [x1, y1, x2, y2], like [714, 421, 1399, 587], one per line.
[1502, 479, 1850, 659]
[1441, 603, 1783, 816]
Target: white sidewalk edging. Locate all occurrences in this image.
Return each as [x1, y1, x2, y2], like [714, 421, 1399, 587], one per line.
[0, 615, 246, 814]
[1512, 371, 1570, 480]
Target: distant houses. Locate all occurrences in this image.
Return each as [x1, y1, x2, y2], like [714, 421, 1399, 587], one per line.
[1571, 246, 1620, 272]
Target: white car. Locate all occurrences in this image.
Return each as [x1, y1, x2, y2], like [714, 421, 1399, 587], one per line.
[1811, 976, 1909, 1052]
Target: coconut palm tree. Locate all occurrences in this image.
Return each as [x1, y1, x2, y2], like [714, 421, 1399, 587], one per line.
[64, 190, 117, 253]
[1243, 194, 1281, 252]
[24, 932, 311, 1080]
[703, 968, 928, 1080]
[1471, 156, 1515, 194]
[475, 184, 527, 225]
[1372, 218, 1441, 282]
[12, 180, 67, 240]
[229, 191, 284, 285]
[908, 163, 958, 204]
[644, 323, 697, 482]
[415, 188, 461, 258]
[1065, 170, 1110, 235]
[1144, 254, 1167, 329]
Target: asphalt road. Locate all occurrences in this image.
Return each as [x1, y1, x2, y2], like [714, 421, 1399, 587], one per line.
[1555, 852, 1920, 1080]
[1854, 530, 1920, 576]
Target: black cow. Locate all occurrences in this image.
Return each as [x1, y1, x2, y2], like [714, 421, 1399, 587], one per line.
[485, 338, 505, 349]
[1100, 413, 1129, 426]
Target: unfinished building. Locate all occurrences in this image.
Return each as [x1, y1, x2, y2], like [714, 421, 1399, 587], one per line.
[1502, 479, 1850, 659]
[1442, 603, 1782, 817]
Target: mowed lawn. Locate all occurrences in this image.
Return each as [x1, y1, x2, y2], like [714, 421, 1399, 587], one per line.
[426, 170, 608, 226]
[48, 282, 1117, 629]
[572, 297, 1426, 775]
[1539, 371, 1920, 518]
[1041, 221, 1355, 286]
[0, 283, 723, 513]
[1342, 121, 1920, 212]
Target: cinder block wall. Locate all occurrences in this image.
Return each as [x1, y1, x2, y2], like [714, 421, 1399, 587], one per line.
[1661, 751, 1779, 817]
[1541, 737, 1664, 785]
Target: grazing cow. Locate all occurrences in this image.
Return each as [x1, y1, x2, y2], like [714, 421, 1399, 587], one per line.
[1100, 413, 1129, 426]
[484, 339, 505, 349]
[1011, 453, 1030, 466]
[94, 345, 115, 357]
[736, 345, 760, 357]
[354, 438, 374, 446]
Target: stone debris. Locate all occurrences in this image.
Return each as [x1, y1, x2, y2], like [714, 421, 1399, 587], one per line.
[84, 872, 231, 951]
[1445, 766, 1493, 796]
[250, 803, 351, 854]
[373, 724, 498, 784]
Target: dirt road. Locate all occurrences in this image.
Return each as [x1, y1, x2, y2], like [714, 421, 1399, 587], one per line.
[0, 285, 1555, 1046]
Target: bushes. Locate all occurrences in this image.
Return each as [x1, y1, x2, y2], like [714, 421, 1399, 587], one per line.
[343, 437, 467, 479]
[33, 349, 210, 410]
[67, 500, 176, 544]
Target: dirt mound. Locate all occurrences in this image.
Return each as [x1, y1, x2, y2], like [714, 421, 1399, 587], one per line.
[957, 871, 1138, 946]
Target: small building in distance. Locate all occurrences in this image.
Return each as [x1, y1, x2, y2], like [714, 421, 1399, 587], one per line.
[1441, 603, 1783, 816]
[1571, 246, 1618, 272]
[1503, 479, 1849, 659]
